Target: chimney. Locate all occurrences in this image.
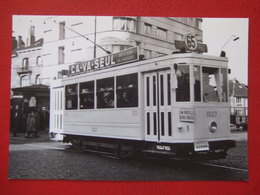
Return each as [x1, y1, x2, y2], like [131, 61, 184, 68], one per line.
[12, 36, 18, 50]
[18, 36, 25, 48]
[29, 25, 35, 46]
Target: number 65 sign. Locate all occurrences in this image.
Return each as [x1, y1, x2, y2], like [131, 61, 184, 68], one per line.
[185, 34, 198, 51]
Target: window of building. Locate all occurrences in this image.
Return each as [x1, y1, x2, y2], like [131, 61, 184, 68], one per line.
[144, 49, 152, 59]
[59, 22, 65, 40]
[58, 46, 65, 64]
[116, 73, 138, 108]
[175, 33, 183, 41]
[22, 57, 29, 71]
[97, 77, 114, 108]
[112, 45, 131, 53]
[194, 66, 201, 102]
[144, 23, 152, 36]
[80, 81, 94, 109]
[20, 75, 30, 87]
[188, 18, 194, 26]
[181, 18, 188, 24]
[65, 84, 78, 110]
[236, 97, 242, 103]
[157, 27, 167, 40]
[35, 74, 40, 85]
[195, 18, 202, 29]
[113, 17, 136, 32]
[176, 65, 190, 102]
[36, 56, 41, 66]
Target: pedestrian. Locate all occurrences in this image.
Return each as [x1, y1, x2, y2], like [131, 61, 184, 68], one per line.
[12, 105, 21, 137]
[25, 110, 38, 138]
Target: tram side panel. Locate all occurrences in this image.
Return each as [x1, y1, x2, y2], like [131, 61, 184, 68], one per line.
[63, 109, 143, 140]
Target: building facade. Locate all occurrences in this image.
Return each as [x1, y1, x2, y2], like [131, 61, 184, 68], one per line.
[11, 40, 43, 89]
[229, 79, 248, 116]
[41, 16, 203, 85]
[10, 16, 203, 133]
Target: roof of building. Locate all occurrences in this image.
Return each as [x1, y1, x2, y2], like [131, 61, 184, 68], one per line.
[229, 80, 248, 97]
[13, 38, 44, 53]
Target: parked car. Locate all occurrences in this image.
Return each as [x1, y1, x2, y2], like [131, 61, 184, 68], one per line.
[230, 123, 244, 131]
[230, 123, 238, 131]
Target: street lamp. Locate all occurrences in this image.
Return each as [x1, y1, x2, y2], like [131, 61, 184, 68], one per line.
[220, 35, 239, 57]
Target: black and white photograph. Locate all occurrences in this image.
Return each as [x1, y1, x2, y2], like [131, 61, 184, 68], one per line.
[9, 16, 248, 181]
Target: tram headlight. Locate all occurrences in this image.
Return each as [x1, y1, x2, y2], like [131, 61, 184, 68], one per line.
[209, 121, 217, 133]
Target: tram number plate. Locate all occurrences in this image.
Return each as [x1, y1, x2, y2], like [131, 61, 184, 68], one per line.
[194, 141, 209, 151]
[156, 145, 171, 151]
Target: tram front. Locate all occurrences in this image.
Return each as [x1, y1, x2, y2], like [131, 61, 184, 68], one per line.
[171, 56, 236, 159]
[143, 54, 235, 160]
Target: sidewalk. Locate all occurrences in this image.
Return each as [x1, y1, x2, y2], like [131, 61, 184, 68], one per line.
[10, 130, 51, 142]
[231, 131, 248, 141]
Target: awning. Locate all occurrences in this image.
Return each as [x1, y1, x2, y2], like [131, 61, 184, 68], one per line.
[12, 84, 50, 96]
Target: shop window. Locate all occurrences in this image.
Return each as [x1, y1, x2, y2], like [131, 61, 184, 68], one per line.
[116, 73, 138, 108]
[80, 81, 94, 109]
[97, 77, 114, 108]
[176, 65, 190, 102]
[65, 84, 78, 110]
[113, 17, 136, 32]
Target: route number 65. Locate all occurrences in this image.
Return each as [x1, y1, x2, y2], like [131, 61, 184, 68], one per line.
[185, 34, 198, 51]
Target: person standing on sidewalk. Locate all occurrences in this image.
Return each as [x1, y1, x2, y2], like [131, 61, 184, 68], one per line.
[25, 110, 38, 138]
[11, 105, 21, 137]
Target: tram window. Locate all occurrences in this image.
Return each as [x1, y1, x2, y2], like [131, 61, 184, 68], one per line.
[176, 65, 190, 102]
[221, 68, 228, 102]
[65, 84, 78, 110]
[97, 77, 114, 108]
[194, 66, 201, 102]
[116, 73, 138, 108]
[202, 67, 220, 102]
[80, 81, 94, 109]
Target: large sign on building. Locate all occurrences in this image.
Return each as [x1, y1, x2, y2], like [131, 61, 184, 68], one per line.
[69, 47, 139, 76]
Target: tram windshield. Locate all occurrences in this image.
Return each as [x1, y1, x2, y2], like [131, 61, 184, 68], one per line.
[176, 65, 228, 103]
[201, 67, 228, 103]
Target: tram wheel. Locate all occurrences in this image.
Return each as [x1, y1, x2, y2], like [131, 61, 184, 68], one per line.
[114, 143, 130, 159]
[71, 138, 83, 151]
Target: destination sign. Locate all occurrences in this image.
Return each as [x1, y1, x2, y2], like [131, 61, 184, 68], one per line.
[179, 108, 195, 122]
[69, 47, 139, 76]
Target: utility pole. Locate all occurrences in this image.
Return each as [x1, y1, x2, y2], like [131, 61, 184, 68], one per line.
[94, 16, 97, 58]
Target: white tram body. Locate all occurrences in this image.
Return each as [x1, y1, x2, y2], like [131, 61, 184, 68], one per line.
[50, 49, 235, 160]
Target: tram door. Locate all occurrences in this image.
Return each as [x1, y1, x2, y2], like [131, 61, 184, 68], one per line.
[144, 70, 173, 142]
[50, 87, 64, 138]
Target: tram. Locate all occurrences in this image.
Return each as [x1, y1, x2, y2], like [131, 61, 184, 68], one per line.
[49, 46, 235, 160]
